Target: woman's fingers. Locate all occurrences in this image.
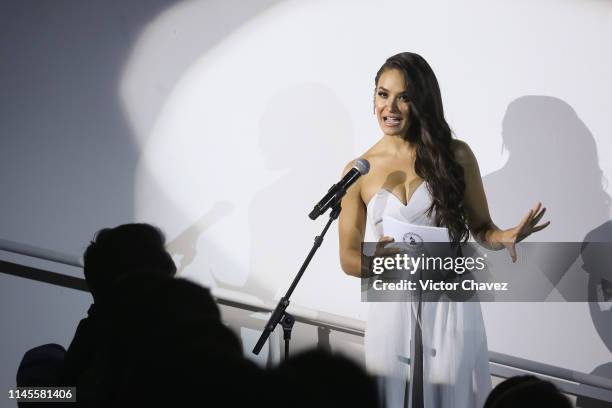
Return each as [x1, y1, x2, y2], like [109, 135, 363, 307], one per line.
[375, 236, 402, 257]
[523, 202, 542, 226]
[520, 204, 549, 239]
[530, 221, 551, 233]
[530, 207, 546, 226]
[516, 209, 533, 233]
[518, 203, 547, 232]
[507, 242, 518, 263]
[376, 236, 394, 249]
[508, 203, 547, 260]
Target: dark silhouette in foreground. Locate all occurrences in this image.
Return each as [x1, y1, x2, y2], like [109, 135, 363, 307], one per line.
[16, 223, 379, 407]
[63, 224, 177, 404]
[270, 349, 379, 408]
[484, 375, 572, 408]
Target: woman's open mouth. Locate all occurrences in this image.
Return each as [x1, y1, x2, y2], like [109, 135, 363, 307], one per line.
[383, 116, 402, 126]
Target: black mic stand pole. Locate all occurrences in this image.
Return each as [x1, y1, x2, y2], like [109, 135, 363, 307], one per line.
[252, 201, 342, 360]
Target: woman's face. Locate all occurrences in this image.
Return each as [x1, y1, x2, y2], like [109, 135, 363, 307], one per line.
[375, 68, 411, 137]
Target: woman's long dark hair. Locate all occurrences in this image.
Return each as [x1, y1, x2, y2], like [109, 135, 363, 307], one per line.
[375, 52, 469, 242]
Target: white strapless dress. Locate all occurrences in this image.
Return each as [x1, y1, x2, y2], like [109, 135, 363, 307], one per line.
[364, 184, 492, 408]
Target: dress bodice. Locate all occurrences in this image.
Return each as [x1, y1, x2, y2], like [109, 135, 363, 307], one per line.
[365, 182, 436, 242]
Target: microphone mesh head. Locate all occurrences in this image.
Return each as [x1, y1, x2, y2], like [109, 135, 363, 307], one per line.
[354, 158, 370, 175]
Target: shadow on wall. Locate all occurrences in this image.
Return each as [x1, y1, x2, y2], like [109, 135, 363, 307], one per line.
[193, 84, 354, 304]
[246, 83, 354, 303]
[483, 95, 612, 406]
[578, 221, 612, 408]
[166, 201, 234, 274]
[483, 96, 611, 299]
[167, 83, 355, 306]
[123, 0, 287, 283]
[483, 95, 610, 242]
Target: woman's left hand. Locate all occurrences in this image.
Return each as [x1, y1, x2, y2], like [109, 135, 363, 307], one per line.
[500, 202, 550, 262]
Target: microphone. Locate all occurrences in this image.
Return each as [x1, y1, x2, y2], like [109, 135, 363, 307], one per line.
[309, 158, 370, 220]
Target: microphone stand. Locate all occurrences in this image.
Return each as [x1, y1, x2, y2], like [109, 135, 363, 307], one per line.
[252, 201, 342, 360]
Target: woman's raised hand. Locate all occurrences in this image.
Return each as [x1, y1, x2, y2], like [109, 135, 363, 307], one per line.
[500, 202, 550, 262]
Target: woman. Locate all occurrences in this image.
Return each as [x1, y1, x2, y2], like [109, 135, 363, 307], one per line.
[338, 52, 549, 408]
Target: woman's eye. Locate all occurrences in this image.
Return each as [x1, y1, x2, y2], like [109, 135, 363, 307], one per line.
[377, 92, 387, 98]
[399, 94, 408, 101]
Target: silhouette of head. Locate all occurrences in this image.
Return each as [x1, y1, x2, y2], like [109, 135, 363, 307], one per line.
[83, 223, 176, 304]
[272, 349, 379, 407]
[16, 343, 66, 388]
[484, 375, 572, 408]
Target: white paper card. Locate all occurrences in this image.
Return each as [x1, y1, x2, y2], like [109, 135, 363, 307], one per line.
[381, 215, 450, 243]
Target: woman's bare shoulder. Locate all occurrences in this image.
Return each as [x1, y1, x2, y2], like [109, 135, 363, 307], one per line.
[342, 141, 387, 174]
[450, 138, 477, 167]
[362, 140, 390, 164]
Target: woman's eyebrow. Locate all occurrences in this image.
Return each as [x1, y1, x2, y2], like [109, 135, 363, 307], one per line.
[377, 86, 407, 94]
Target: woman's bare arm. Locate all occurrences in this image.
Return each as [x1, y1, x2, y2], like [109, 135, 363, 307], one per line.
[453, 140, 549, 261]
[338, 161, 367, 277]
[452, 140, 502, 249]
